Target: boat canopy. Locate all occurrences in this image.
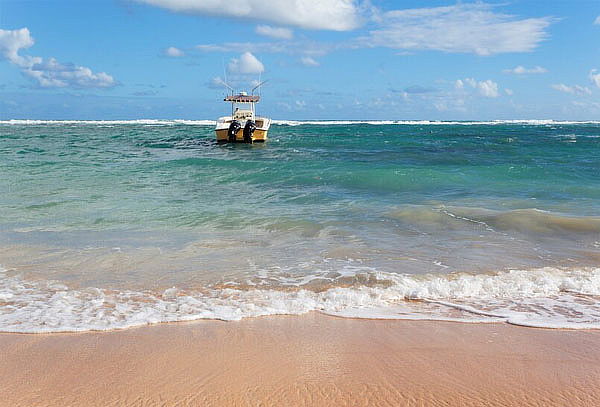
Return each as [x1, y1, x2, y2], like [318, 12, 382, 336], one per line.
[224, 95, 260, 103]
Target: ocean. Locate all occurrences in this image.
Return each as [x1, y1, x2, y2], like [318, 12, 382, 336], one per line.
[1, 119, 599, 332]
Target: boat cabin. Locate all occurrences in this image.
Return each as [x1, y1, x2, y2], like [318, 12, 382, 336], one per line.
[225, 92, 259, 120]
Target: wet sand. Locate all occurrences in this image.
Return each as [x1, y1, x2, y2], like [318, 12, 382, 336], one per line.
[1, 313, 599, 406]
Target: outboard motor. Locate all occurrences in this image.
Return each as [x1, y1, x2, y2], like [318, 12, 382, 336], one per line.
[227, 120, 241, 142]
[243, 120, 257, 143]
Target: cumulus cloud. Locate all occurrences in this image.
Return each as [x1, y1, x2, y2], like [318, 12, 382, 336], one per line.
[503, 65, 547, 74]
[300, 56, 320, 67]
[25, 58, 116, 88]
[551, 84, 592, 96]
[0, 28, 116, 88]
[357, 3, 552, 55]
[164, 46, 185, 57]
[255, 25, 293, 40]
[134, 0, 361, 31]
[227, 52, 264, 74]
[589, 69, 600, 88]
[595, 16, 600, 25]
[456, 78, 499, 97]
[473, 80, 499, 98]
[0, 27, 35, 66]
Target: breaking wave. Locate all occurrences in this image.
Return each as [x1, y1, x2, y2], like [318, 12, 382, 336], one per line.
[2, 266, 600, 333]
[2, 119, 600, 126]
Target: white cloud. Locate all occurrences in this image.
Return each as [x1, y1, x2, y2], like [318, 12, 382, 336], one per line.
[503, 65, 547, 75]
[184, 3, 553, 63]
[207, 76, 228, 89]
[164, 46, 185, 57]
[255, 25, 293, 40]
[475, 80, 499, 98]
[457, 78, 500, 98]
[25, 58, 116, 88]
[300, 56, 320, 67]
[227, 52, 264, 74]
[551, 84, 592, 96]
[196, 40, 331, 57]
[505, 89, 514, 96]
[0, 27, 35, 66]
[135, 0, 361, 31]
[433, 97, 466, 113]
[594, 16, 600, 25]
[589, 69, 600, 88]
[403, 85, 436, 94]
[0, 28, 116, 88]
[196, 42, 288, 54]
[357, 3, 552, 55]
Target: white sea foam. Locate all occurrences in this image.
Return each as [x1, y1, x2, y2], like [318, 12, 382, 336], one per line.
[273, 119, 600, 126]
[2, 266, 600, 333]
[2, 119, 600, 126]
[0, 119, 217, 126]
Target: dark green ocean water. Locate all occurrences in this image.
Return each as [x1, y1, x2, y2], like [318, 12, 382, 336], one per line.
[1, 120, 599, 332]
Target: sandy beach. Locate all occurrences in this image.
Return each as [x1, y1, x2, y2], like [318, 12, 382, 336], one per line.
[1, 313, 599, 406]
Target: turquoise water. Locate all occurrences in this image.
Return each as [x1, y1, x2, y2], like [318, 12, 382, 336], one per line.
[1, 120, 600, 331]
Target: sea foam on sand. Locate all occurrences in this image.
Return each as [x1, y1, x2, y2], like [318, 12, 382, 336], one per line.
[1, 266, 600, 333]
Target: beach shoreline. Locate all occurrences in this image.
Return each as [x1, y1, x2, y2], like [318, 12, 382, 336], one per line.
[1, 313, 599, 406]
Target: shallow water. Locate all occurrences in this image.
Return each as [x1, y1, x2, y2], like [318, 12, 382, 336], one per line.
[1, 120, 599, 332]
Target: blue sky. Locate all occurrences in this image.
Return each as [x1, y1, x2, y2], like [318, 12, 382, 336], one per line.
[1, 0, 599, 120]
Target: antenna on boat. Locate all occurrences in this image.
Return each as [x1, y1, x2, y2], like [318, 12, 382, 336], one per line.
[221, 58, 234, 96]
[251, 79, 268, 95]
[252, 74, 267, 117]
[221, 79, 234, 94]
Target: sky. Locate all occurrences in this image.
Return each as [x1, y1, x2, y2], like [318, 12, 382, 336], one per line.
[1, 0, 599, 120]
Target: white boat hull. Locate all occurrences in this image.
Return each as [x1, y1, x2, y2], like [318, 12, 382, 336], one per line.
[215, 117, 271, 143]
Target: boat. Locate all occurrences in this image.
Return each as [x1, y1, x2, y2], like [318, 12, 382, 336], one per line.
[215, 84, 271, 143]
